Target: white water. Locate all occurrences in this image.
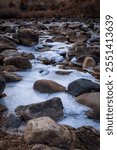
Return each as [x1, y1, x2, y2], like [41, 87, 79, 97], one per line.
[1, 33, 100, 130]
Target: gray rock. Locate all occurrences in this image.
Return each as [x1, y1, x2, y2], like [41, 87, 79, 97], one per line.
[5, 114, 22, 128]
[15, 97, 64, 122]
[68, 78, 100, 96]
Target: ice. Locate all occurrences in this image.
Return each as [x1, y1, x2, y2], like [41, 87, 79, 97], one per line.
[37, 51, 64, 63]
[1, 28, 100, 130]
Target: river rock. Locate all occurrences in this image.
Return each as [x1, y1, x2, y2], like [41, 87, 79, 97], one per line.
[33, 80, 66, 93]
[68, 78, 100, 96]
[3, 65, 18, 72]
[3, 71, 22, 82]
[21, 52, 35, 60]
[24, 117, 72, 148]
[18, 28, 39, 46]
[0, 49, 21, 58]
[0, 75, 6, 94]
[0, 36, 16, 52]
[15, 97, 64, 121]
[82, 56, 96, 68]
[0, 104, 7, 113]
[76, 92, 100, 120]
[5, 114, 22, 129]
[3, 56, 32, 69]
[76, 126, 100, 150]
[31, 144, 65, 150]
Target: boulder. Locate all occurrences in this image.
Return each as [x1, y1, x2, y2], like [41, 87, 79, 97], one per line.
[3, 56, 32, 69]
[0, 75, 6, 94]
[68, 78, 100, 96]
[24, 117, 72, 148]
[3, 71, 22, 82]
[76, 92, 100, 120]
[33, 80, 66, 93]
[76, 126, 100, 150]
[15, 97, 64, 121]
[18, 28, 38, 46]
[82, 56, 96, 68]
[0, 36, 16, 52]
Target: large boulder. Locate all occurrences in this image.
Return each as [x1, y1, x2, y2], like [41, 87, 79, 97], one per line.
[68, 78, 100, 96]
[3, 56, 32, 69]
[76, 92, 100, 120]
[24, 117, 72, 148]
[15, 97, 64, 122]
[0, 75, 6, 94]
[0, 36, 16, 52]
[18, 28, 39, 46]
[33, 80, 66, 93]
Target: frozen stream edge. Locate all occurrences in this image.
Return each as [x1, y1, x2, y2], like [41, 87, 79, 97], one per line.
[1, 36, 100, 130]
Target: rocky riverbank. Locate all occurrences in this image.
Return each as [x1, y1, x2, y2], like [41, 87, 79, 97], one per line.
[0, 18, 100, 150]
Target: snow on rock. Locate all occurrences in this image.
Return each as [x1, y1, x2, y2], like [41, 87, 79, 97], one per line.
[37, 51, 64, 63]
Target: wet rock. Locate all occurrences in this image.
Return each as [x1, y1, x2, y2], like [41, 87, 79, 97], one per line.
[33, 79, 66, 93]
[0, 36, 17, 52]
[76, 92, 100, 120]
[5, 114, 22, 129]
[24, 117, 72, 148]
[82, 56, 96, 68]
[76, 126, 100, 150]
[68, 78, 100, 96]
[0, 104, 7, 113]
[3, 71, 22, 83]
[0, 75, 6, 94]
[3, 56, 32, 69]
[15, 97, 64, 122]
[18, 28, 38, 46]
